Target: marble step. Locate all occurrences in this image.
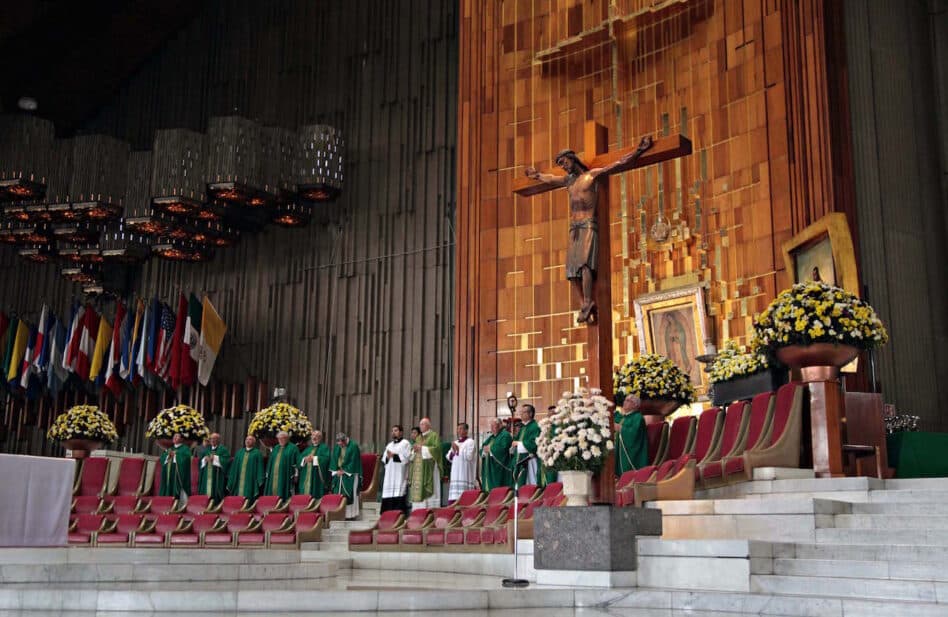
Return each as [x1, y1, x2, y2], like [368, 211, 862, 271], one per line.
[699, 476, 883, 500]
[0, 547, 301, 565]
[771, 558, 948, 582]
[868, 489, 948, 503]
[775, 541, 948, 563]
[0, 561, 335, 584]
[850, 501, 948, 515]
[884, 478, 948, 490]
[826, 514, 948, 530]
[815, 528, 948, 545]
[750, 574, 940, 603]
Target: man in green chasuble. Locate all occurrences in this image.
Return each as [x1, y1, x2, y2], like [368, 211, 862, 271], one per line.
[159, 433, 192, 500]
[298, 430, 331, 499]
[615, 394, 649, 474]
[198, 432, 230, 502]
[330, 432, 363, 519]
[409, 417, 443, 509]
[228, 434, 265, 501]
[512, 404, 541, 487]
[480, 418, 512, 491]
[265, 431, 300, 500]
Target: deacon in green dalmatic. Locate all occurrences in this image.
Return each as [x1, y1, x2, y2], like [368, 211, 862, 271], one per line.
[481, 417, 512, 491]
[228, 434, 265, 501]
[409, 417, 443, 509]
[298, 429, 331, 499]
[265, 431, 300, 500]
[330, 432, 363, 519]
[159, 433, 192, 499]
[512, 404, 540, 486]
[614, 394, 649, 475]
[198, 432, 231, 502]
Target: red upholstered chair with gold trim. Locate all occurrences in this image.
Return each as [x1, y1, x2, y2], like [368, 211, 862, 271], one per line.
[102, 457, 146, 504]
[95, 514, 150, 546]
[445, 507, 485, 545]
[419, 507, 461, 546]
[204, 512, 260, 548]
[349, 510, 405, 550]
[465, 505, 509, 545]
[633, 454, 697, 504]
[238, 513, 289, 547]
[267, 511, 323, 547]
[646, 421, 670, 466]
[698, 401, 751, 488]
[687, 407, 724, 466]
[538, 482, 562, 501]
[132, 514, 186, 547]
[317, 494, 347, 526]
[74, 456, 110, 497]
[725, 383, 803, 483]
[168, 514, 225, 547]
[184, 494, 214, 517]
[214, 495, 250, 518]
[106, 495, 144, 518]
[72, 495, 106, 516]
[359, 453, 381, 502]
[250, 495, 286, 520]
[484, 487, 513, 507]
[614, 466, 659, 507]
[450, 489, 485, 508]
[68, 514, 109, 546]
[286, 495, 318, 518]
[138, 496, 182, 515]
[392, 508, 434, 547]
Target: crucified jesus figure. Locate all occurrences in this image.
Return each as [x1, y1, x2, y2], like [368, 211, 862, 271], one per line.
[525, 135, 654, 324]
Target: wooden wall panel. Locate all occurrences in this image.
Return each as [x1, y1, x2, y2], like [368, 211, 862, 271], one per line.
[0, 0, 457, 456]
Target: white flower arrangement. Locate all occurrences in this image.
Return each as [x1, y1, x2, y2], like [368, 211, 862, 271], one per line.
[537, 388, 615, 472]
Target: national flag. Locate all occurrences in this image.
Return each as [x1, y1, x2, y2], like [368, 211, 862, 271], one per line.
[120, 299, 140, 380]
[63, 303, 85, 373]
[146, 297, 160, 371]
[154, 302, 175, 381]
[135, 300, 151, 381]
[89, 315, 112, 384]
[197, 296, 227, 386]
[178, 293, 201, 387]
[47, 317, 68, 397]
[1, 316, 18, 379]
[19, 322, 37, 389]
[168, 294, 188, 389]
[105, 301, 127, 395]
[75, 307, 99, 381]
[31, 305, 49, 374]
[127, 299, 145, 383]
[6, 320, 29, 384]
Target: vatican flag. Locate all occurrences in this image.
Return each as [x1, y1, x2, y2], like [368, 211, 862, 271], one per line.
[197, 296, 227, 387]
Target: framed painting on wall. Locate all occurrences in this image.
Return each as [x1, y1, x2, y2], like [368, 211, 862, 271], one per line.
[633, 284, 709, 396]
[781, 212, 859, 295]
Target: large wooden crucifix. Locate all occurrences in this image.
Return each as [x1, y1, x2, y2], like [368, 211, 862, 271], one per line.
[512, 121, 691, 502]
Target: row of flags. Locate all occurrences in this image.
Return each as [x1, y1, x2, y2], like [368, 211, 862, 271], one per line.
[0, 293, 227, 400]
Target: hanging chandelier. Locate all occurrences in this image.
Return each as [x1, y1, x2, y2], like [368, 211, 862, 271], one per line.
[0, 114, 55, 202]
[296, 125, 344, 202]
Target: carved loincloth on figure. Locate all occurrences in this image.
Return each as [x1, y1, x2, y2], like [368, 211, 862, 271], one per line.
[566, 218, 598, 280]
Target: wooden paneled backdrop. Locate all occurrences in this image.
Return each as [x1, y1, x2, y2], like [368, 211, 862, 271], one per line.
[0, 0, 457, 456]
[455, 0, 862, 432]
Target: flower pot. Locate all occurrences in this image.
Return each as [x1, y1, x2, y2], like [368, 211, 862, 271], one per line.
[61, 438, 103, 459]
[775, 343, 859, 369]
[711, 368, 789, 406]
[638, 398, 681, 425]
[260, 436, 278, 448]
[154, 438, 174, 450]
[560, 470, 593, 506]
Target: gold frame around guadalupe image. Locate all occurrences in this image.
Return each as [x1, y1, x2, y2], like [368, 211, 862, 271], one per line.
[781, 212, 860, 295]
[633, 284, 709, 396]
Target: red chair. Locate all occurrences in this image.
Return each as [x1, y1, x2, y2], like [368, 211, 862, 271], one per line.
[286, 495, 317, 517]
[634, 454, 697, 503]
[72, 495, 105, 515]
[105, 495, 143, 517]
[445, 507, 485, 545]
[318, 494, 346, 526]
[132, 514, 186, 547]
[349, 510, 405, 548]
[238, 513, 290, 547]
[168, 514, 225, 547]
[516, 484, 540, 503]
[646, 421, 670, 465]
[483, 487, 513, 507]
[102, 457, 147, 503]
[698, 401, 751, 488]
[359, 453, 381, 502]
[184, 494, 214, 517]
[389, 509, 433, 546]
[465, 505, 508, 545]
[538, 482, 562, 501]
[68, 514, 109, 545]
[614, 466, 659, 507]
[665, 416, 697, 461]
[74, 457, 109, 497]
[215, 495, 250, 517]
[139, 496, 181, 515]
[96, 514, 150, 546]
[151, 463, 162, 495]
[190, 457, 200, 497]
[725, 383, 803, 482]
[268, 511, 323, 547]
[450, 489, 485, 508]
[250, 495, 286, 520]
[413, 508, 460, 546]
[688, 407, 724, 466]
[205, 512, 259, 547]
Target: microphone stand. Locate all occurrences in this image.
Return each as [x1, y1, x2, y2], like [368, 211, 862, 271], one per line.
[502, 457, 530, 588]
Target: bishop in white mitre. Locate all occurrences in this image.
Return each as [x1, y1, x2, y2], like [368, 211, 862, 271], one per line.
[381, 424, 412, 514]
[446, 422, 477, 501]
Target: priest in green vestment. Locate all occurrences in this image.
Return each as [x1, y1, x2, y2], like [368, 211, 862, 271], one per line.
[198, 432, 231, 502]
[159, 433, 192, 499]
[481, 418, 512, 491]
[409, 417, 443, 508]
[228, 435, 265, 501]
[330, 432, 363, 518]
[298, 429, 331, 499]
[265, 431, 300, 500]
[615, 394, 649, 474]
[512, 404, 541, 487]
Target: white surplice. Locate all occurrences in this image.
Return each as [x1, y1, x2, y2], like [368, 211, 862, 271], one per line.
[381, 438, 412, 499]
[446, 438, 477, 501]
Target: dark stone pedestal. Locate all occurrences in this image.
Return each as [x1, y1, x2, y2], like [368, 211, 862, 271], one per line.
[534, 505, 662, 571]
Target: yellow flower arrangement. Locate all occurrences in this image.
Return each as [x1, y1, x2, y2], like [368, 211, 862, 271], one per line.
[707, 340, 771, 384]
[753, 281, 888, 351]
[47, 405, 118, 443]
[145, 404, 210, 441]
[247, 402, 313, 442]
[613, 353, 695, 405]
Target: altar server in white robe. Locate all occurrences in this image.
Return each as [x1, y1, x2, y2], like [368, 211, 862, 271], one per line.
[381, 424, 412, 514]
[446, 422, 477, 501]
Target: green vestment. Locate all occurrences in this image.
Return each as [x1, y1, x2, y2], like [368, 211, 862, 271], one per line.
[228, 447, 265, 501]
[265, 443, 301, 500]
[197, 444, 231, 502]
[409, 431, 443, 503]
[330, 440, 363, 503]
[298, 442, 331, 498]
[159, 444, 192, 497]
[614, 410, 649, 474]
[513, 420, 540, 487]
[480, 429, 512, 491]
